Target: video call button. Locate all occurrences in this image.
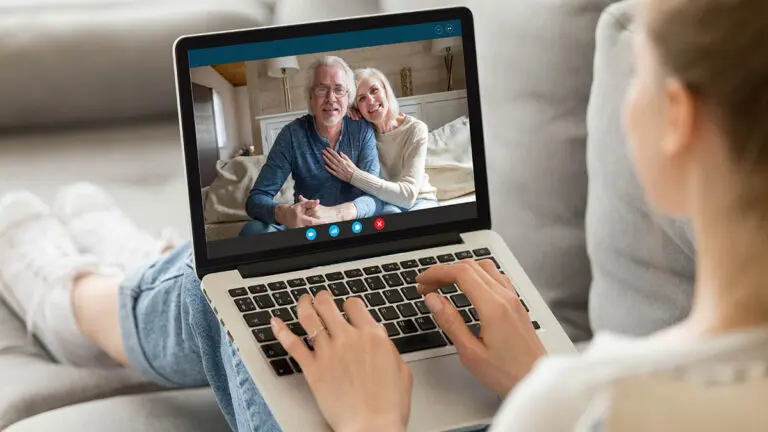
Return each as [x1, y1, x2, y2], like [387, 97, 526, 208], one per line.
[305, 228, 317, 241]
[374, 218, 385, 231]
[329, 225, 340, 237]
[352, 221, 363, 234]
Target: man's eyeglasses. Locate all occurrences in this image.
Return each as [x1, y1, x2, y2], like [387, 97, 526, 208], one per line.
[313, 86, 348, 98]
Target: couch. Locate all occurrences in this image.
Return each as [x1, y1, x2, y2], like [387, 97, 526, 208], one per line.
[1, 0, 696, 430]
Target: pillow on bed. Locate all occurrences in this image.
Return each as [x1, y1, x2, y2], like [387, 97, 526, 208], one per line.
[202, 156, 294, 224]
[425, 115, 475, 200]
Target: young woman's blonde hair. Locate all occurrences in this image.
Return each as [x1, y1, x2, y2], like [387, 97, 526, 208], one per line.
[644, 0, 768, 213]
[352, 68, 400, 119]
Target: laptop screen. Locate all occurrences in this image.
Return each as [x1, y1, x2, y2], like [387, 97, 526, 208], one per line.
[184, 15, 481, 262]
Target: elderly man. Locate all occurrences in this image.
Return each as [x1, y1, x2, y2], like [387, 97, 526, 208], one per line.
[239, 56, 381, 237]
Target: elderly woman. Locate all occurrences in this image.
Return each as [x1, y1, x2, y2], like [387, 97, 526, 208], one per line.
[322, 67, 439, 215]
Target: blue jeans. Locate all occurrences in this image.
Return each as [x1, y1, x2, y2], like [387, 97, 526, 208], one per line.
[239, 220, 286, 237]
[118, 242, 280, 431]
[380, 198, 440, 215]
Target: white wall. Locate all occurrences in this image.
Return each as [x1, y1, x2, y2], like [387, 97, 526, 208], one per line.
[235, 86, 253, 152]
[190, 66, 240, 159]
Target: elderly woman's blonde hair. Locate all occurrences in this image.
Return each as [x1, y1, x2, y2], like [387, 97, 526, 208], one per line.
[353, 68, 400, 118]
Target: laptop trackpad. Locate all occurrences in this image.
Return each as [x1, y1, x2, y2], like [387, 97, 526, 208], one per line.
[407, 354, 501, 432]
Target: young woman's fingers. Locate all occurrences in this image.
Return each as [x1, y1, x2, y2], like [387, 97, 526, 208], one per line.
[475, 259, 516, 295]
[297, 294, 330, 346]
[343, 296, 378, 329]
[424, 293, 485, 356]
[416, 263, 503, 311]
[459, 259, 511, 297]
[272, 317, 314, 373]
[312, 291, 349, 336]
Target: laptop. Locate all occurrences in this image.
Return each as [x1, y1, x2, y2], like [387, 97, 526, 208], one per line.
[172, 6, 575, 431]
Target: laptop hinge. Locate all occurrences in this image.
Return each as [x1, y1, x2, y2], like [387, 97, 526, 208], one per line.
[237, 232, 463, 279]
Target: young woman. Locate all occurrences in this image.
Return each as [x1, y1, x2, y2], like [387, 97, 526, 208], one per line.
[322, 67, 440, 215]
[0, 0, 765, 430]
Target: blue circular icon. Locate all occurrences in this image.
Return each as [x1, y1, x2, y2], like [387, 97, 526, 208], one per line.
[329, 225, 340, 237]
[351, 221, 363, 234]
[446, 24, 454, 33]
[434, 25, 443, 35]
[305, 228, 317, 241]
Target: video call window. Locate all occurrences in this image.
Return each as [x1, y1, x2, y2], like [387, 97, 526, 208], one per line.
[189, 22, 477, 257]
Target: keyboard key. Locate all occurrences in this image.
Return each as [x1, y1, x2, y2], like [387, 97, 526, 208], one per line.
[272, 291, 294, 307]
[302, 336, 315, 351]
[271, 308, 293, 322]
[262, 342, 287, 358]
[392, 331, 447, 354]
[344, 269, 363, 278]
[268, 281, 288, 291]
[418, 257, 437, 266]
[468, 307, 479, 321]
[454, 251, 473, 260]
[467, 323, 482, 338]
[400, 260, 419, 269]
[309, 285, 328, 296]
[248, 284, 268, 295]
[364, 276, 386, 290]
[291, 288, 310, 302]
[459, 309, 472, 323]
[417, 268, 429, 274]
[346, 279, 367, 293]
[382, 263, 401, 272]
[476, 257, 501, 269]
[397, 319, 419, 334]
[363, 265, 382, 275]
[415, 300, 430, 315]
[334, 298, 345, 311]
[290, 306, 298, 318]
[520, 299, 529, 312]
[396, 303, 418, 318]
[472, 248, 491, 257]
[253, 327, 276, 343]
[437, 254, 455, 263]
[307, 275, 325, 284]
[287, 278, 306, 288]
[325, 272, 344, 281]
[439, 285, 458, 294]
[379, 306, 399, 321]
[384, 322, 400, 337]
[288, 322, 307, 336]
[383, 289, 405, 304]
[369, 309, 382, 322]
[289, 357, 302, 373]
[415, 316, 437, 331]
[244, 311, 271, 327]
[364, 292, 386, 307]
[328, 282, 350, 297]
[400, 270, 418, 284]
[383, 273, 404, 287]
[234, 297, 257, 312]
[270, 358, 293, 376]
[229, 287, 248, 297]
[532, 321, 540, 330]
[401, 286, 421, 301]
[450, 293, 472, 309]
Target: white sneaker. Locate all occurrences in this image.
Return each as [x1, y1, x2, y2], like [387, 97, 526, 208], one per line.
[53, 182, 177, 275]
[0, 191, 115, 367]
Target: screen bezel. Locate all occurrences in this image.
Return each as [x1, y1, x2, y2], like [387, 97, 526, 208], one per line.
[173, 6, 491, 277]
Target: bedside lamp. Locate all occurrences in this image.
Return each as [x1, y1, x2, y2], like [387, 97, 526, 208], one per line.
[431, 37, 463, 91]
[267, 56, 300, 111]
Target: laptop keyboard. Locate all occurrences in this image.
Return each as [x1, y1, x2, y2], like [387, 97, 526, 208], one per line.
[227, 247, 541, 377]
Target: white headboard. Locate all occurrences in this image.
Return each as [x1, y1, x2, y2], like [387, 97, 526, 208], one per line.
[255, 89, 468, 156]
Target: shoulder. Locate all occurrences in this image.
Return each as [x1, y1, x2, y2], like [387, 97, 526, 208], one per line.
[401, 116, 429, 147]
[344, 116, 374, 138]
[405, 116, 428, 135]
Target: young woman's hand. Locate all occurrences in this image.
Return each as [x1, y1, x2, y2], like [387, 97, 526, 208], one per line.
[272, 291, 412, 432]
[323, 148, 357, 183]
[417, 259, 546, 397]
[347, 106, 362, 121]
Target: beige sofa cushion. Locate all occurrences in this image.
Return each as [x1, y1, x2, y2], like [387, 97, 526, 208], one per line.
[0, 0, 270, 130]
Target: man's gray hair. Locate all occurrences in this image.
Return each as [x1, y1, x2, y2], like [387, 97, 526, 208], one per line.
[305, 56, 356, 108]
